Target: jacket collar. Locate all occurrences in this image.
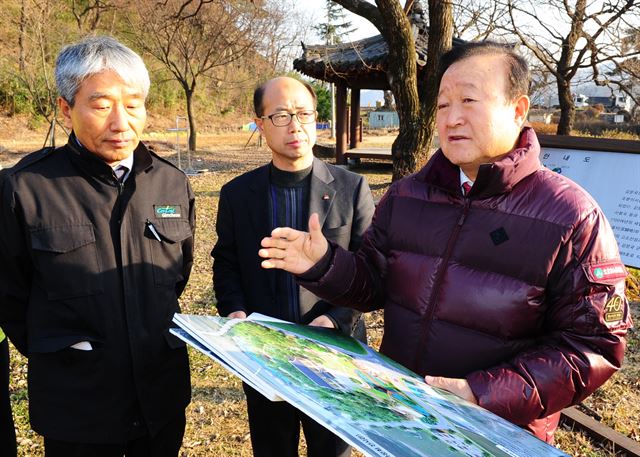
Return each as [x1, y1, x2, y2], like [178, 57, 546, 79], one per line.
[66, 132, 153, 184]
[247, 157, 336, 228]
[247, 156, 333, 193]
[419, 127, 541, 198]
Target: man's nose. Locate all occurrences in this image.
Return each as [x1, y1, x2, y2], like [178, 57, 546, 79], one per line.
[109, 104, 129, 131]
[288, 114, 303, 131]
[444, 105, 464, 127]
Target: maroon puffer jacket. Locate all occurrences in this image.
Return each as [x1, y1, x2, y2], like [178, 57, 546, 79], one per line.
[300, 127, 631, 442]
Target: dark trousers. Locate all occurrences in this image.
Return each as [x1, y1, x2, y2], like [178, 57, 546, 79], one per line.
[0, 338, 16, 457]
[43, 412, 186, 457]
[243, 383, 351, 457]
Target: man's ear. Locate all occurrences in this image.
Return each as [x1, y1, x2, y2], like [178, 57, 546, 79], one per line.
[514, 94, 530, 127]
[58, 97, 73, 129]
[255, 117, 264, 134]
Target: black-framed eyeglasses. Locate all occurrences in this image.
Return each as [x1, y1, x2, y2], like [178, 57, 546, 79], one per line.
[261, 110, 317, 127]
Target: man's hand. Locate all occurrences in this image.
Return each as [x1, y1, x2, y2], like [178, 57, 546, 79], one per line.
[259, 213, 328, 274]
[227, 311, 247, 319]
[424, 376, 478, 404]
[308, 315, 335, 329]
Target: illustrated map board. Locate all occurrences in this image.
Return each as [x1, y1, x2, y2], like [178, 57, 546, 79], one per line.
[172, 313, 568, 457]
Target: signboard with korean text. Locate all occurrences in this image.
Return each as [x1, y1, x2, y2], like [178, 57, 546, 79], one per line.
[538, 135, 640, 269]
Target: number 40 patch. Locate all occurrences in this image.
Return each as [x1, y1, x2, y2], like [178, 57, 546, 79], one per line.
[603, 295, 625, 323]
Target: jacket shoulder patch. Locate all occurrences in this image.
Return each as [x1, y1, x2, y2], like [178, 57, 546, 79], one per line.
[582, 260, 627, 284]
[603, 295, 626, 324]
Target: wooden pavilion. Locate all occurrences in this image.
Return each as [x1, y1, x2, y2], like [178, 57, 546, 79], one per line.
[293, 2, 463, 164]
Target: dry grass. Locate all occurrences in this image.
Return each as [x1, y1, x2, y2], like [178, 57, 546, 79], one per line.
[3, 126, 639, 456]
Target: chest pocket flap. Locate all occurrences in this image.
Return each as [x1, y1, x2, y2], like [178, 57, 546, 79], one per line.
[151, 219, 192, 243]
[29, 224, 102, 300]
[31, 225, 96, 253]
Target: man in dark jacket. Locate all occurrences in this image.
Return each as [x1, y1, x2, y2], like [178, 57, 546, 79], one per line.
[0, 36, 194, 456]
[0, 326, 15, 457]
[212, 76, 374, 457]
[258, 43, 632, 443]
[0, 168, 16, 457]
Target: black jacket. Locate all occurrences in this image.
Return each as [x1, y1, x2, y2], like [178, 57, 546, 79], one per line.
[0, 136, 194, 443]
[212, 158, 374, 336]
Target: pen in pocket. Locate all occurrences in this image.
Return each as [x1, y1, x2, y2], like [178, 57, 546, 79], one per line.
[146, 219, 162, 242]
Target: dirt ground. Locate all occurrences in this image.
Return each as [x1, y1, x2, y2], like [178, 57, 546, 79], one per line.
[2, 118, 639, 456]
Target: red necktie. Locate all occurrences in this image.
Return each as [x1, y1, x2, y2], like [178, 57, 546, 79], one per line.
[462, 182, 472, 196]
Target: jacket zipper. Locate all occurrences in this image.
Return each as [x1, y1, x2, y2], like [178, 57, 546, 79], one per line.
[414, 197, 471, 373]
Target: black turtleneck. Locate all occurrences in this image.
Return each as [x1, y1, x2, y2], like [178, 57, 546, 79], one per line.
[269, 162, 312, 323]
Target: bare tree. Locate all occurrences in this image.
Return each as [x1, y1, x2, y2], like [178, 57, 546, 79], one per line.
[501, 0, 640, 135]
[70, 0, 116, 32]
[256, 0, 314, 74]
[599, 28, 640, 120]
[6, 0, 66, 144]
[331, 0, 453, 180]
[18, 0, 27, 72]
[1, 0, 126, 146]
[127, 0, 268, 152]
[452, 0, 506, 41]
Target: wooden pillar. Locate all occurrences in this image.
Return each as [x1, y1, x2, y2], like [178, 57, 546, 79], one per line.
[349, 88, 361, 149]
[335, 82, 348, 165]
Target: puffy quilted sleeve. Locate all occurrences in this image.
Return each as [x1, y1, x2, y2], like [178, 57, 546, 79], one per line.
[298, 184, 397, 312]
[467, 206, 632, 426]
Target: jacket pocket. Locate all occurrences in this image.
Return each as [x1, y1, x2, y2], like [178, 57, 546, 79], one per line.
[146, 218, 192, 286]
[322, 224, 351, 247]
[30, 224, 103, 300]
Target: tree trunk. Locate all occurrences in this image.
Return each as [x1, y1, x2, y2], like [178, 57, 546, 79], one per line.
[392, 120, 431, 179]
[418, 0, 452, 162]
[332, 0, 453, 180]
[19, 0, 26, 73]
[383, 90, 393, 109]
[377, 0, 453, 181]
[554, 0, 584, 135]
[376, 0, 421, 181]
[556, 78, 574, 135]
[185, 88, 197, 152]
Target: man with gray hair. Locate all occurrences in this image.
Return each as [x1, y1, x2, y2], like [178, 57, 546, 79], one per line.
[0, 35, 194, 456]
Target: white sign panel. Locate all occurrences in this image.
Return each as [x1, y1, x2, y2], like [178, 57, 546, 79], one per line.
[540, 148, 640, 268]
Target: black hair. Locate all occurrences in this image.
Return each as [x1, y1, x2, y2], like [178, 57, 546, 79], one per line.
[437, 41, 530, 100]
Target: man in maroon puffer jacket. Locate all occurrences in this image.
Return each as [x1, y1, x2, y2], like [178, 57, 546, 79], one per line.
[258, 41, 632, 443]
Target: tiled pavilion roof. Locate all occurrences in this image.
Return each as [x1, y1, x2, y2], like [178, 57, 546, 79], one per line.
[293, 3, 465, 89]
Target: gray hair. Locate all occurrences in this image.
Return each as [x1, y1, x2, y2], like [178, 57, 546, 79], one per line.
[55, 35, 150, 105]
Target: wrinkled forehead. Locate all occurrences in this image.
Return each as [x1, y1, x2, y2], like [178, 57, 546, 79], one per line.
[79, 70, 146, 98]
[439, 54, 509, 94]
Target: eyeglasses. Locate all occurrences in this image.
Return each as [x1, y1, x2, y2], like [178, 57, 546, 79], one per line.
[261, 110, 317, 127]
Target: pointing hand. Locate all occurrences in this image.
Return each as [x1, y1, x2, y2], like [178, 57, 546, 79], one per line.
[259, 213, 328, 274]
